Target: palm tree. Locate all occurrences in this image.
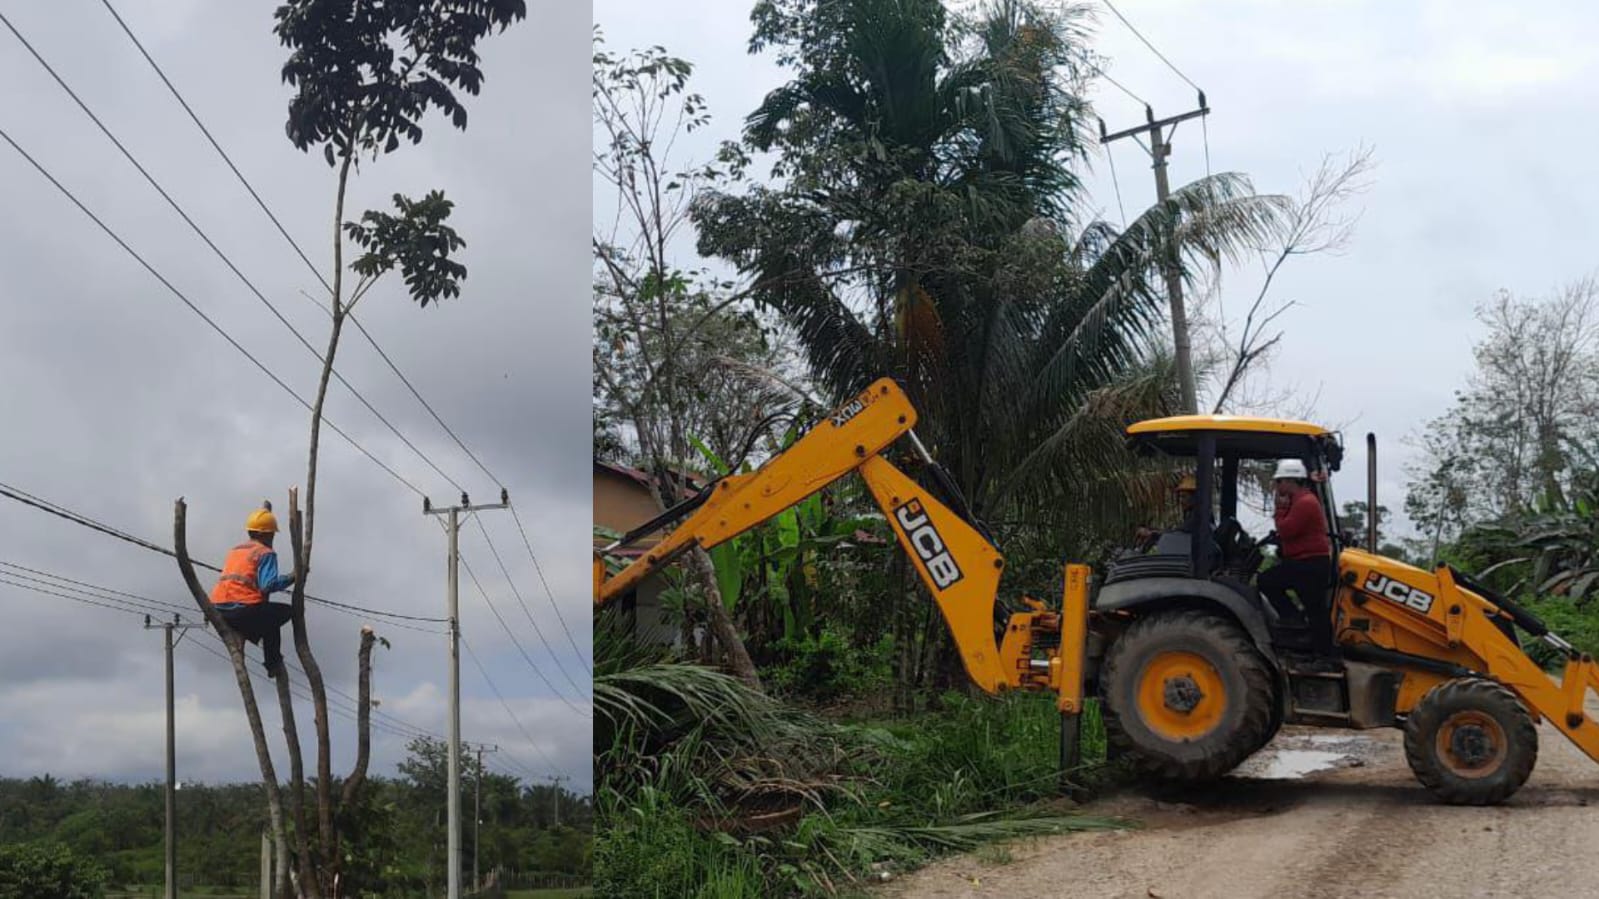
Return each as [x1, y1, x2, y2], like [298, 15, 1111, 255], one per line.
[697, 0, 1287, 543]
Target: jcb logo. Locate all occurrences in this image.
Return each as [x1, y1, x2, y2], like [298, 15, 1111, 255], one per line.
[829, 390, 874, 427]
[894, 499, 964, 590]
[1364, 572, 1435, 614]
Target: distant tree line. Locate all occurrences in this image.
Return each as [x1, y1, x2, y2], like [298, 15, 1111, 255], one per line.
[0, 738, 590, 895]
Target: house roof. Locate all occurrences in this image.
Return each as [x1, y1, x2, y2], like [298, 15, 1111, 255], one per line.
[593, 458, 707, 494]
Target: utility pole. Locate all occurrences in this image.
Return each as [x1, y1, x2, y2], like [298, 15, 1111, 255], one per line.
[145, 613, 199, 899]
[467, 742, 498, 894]
[424, 489, 509, 899]
[1099, 93, 1210, 414]
[547, 775, 570, 828]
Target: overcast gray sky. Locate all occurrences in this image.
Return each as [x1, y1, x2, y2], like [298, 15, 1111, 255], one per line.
[593, 0, 1599, 538]
[0, 1, 591, 790]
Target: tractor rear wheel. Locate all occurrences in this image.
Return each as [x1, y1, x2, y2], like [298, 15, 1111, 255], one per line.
[1100, 609, 1276, 782]
[1403, 677, 1537, 805]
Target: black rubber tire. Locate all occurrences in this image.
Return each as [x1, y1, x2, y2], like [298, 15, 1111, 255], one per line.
[1403, 678, 1537, 806]
[1099, 609, 1277, 782]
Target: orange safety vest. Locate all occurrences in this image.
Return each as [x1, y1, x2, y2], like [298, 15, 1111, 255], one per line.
[210, 541, 270, 605]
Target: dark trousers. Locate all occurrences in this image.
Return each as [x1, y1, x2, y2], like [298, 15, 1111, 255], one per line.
[1259, 557, 1336, 655]
[219, 602, 294, 668]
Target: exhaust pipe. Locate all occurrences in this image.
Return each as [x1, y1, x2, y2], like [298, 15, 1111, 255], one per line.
[1366, 432, 1378, 552]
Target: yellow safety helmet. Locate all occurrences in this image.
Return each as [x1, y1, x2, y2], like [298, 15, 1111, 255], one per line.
[245, 502, 278, 534]
[1176, 474, 1198, 493]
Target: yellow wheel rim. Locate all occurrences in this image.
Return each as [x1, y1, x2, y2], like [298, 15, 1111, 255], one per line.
[1136, 650, 1227, 741]
[1436, 710, 1507, 778]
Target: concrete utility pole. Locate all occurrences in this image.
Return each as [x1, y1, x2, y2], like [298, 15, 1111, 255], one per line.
[145, 613, 198, 899]
[468, 742, 499, 893]
[424, 490, 509, 899]
[1099, 94, 1211, 415]
[547, 775, 570, 827]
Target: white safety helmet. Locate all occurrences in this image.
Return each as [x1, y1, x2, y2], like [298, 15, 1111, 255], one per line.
[1272, 458, 1309, 481]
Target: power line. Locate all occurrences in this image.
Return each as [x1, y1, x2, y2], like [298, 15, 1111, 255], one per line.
[2, 572, 563, 778]
[0, 557, 443, 740]
[1084, 58, 1148, 108]
[95, 0, 505, 493]
[508, 504, 591, 674]
[0, 574, 174, 620]
[460, 634, 565, 776]
[0, 480, 448, 627]
[473, 514, 590, 688]
[1099, 0, 1202, 92]
[0, 128, 427, 499]
[458, 552, 591, 717]
[0, 11, 468, 497]
[1105, 140, 1129, 227]
[0, 561, 191, 618]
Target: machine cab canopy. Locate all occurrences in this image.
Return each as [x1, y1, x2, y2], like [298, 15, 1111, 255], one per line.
[1127, 414, 1339, 465]
[1123, 414, 1345, 578]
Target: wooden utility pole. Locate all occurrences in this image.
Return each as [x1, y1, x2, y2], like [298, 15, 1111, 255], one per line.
[424, 490, 509, 899]
[1099, 94, 1211, 414]
[145, 613, 198, 899]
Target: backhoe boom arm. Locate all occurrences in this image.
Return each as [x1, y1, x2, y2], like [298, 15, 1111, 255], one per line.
[594, 378, 1034, 693]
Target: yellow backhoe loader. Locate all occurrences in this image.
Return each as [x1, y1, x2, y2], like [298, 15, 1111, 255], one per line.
[595, 378, 1599, 805]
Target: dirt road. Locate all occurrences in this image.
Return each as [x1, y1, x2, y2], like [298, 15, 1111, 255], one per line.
[885, 716, 1599, 899]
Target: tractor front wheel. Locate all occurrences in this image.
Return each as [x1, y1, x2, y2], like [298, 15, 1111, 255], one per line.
[1100, 609, 1276, 782]
[1403, 677, 1537, 805]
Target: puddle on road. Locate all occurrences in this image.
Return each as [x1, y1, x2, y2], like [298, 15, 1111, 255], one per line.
[1231, 731, 1385, 781]
[1236, 749, 1348, 779]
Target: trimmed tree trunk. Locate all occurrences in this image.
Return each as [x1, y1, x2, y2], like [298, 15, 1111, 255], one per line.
[685, 545, 760, 690]
[173, 500, 292, 893]
[175, 497, 379, 898]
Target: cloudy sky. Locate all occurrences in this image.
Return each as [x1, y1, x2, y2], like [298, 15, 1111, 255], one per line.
[0, 1, 591, 790]
[594, 0, 1599, 537]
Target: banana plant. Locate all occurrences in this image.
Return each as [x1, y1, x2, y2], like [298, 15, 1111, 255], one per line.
[690, 430, 886, 642]
[1521, 471, 1599, 602]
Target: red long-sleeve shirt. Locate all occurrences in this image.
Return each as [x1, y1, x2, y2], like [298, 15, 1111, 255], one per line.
[1275, 488, 1331, 560]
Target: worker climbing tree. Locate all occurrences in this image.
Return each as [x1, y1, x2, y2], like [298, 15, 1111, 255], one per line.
[209, 503, 297, 678]
[167, 2, 528, 896]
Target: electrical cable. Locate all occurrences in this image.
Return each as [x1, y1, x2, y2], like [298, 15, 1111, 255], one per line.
[1105, 141, 1129, 227]
[95, 0, 505, 493]
[472, 513, 590, 689]
[0, 558, 442, 740]
[458, 552, 592, 717]
[508, 503, 591, 674]
[0, 11, 468, 496]
[1099, 0, 1203, 92]
[0, 480, 448, 627]
[0, 126, 427, 499]
[1084, 59, 1148, 107]
[1, 574, 166, 619]
[0, 560, 190, 617]
[3, 570, 571, 779]
[460, 633, 566, 775]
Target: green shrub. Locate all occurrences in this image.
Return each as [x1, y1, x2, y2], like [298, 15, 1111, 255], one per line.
[1518, 594, 1599, 669]
[0, 842, 107, 899]
[593, 792, 762, 899]
[767, 629, 893, 703]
